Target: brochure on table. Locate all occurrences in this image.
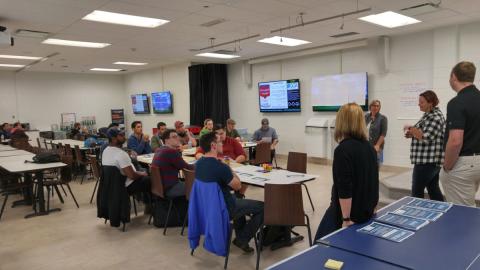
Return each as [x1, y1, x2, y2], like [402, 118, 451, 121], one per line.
[357, 222, 415, 243]
[375, 213, 429, 231]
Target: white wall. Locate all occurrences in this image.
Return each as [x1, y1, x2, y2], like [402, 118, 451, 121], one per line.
[0, 71, 125, 130]
[122, 62, 190, 135]
[228, 21, 480, 167]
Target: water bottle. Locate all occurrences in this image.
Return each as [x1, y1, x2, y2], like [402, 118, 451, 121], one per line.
[188, 140, 192, 148]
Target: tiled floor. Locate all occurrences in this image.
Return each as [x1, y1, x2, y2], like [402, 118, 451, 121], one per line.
[0, 159, 401, 270]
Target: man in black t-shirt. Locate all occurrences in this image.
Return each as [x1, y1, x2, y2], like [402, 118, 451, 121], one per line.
[195, 132, 264, 253]
[440, 61, 480, 206]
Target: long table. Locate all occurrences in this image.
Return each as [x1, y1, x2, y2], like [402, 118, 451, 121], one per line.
[0, 145, 16, 152]
[0, 149, 33, 157]
[0, 151, 67, 218]
[268, 197, 480, 270]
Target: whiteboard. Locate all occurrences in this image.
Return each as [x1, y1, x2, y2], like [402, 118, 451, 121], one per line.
[311, 72, 368, 111]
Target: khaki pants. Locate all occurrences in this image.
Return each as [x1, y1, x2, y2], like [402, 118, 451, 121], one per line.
[440, 155, 480, 207]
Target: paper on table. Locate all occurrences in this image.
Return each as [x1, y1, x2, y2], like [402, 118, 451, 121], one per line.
[392, 205, 443, 221]
[406, 198, 452, 213]
[357, 222, 415, 243]
[375, 213, 429, 231]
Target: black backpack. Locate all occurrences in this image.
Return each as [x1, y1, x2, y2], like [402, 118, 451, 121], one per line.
[28, 151, 61, 164]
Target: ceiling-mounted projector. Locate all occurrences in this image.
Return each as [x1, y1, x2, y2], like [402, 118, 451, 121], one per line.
[0, 26, 14, 47]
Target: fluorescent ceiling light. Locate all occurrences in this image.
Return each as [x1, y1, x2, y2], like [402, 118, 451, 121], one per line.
[82, 10, 169, 28]
[113, 61, 148, 66]
[42, 38, 110, 48]
[0, 54, 43, 60]
[0, 64, 26, 68]
[359, 11, 421, 28]
[195, 52, 240, 59]
[257, 36, 311, 47]
[90, 68, 123, 72]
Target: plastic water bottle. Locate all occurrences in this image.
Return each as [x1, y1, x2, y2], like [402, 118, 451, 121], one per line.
[188, 140, 192, 148]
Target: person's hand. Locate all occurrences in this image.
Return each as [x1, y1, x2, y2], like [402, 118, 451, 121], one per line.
[443, 165, 451, 173]
[404, 129, 413, 138]
[409, 128, 422, 140]
[374, 144, 380, 152]
[342, 220, 354, 228]
[138, 171, 148, 177]
[143, 134, 150, 142]
[270, 144, 276, 150]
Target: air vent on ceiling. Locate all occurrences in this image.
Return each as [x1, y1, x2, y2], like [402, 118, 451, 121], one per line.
[200, 18, 226, 27]
[400, 2, 440, 16]
[14, 29, 50, 39]
[213, 49, 237, 54]
[330, 32, 359, 38]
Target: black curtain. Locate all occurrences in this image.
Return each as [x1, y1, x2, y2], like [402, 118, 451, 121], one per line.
[189, 64, 230, 126]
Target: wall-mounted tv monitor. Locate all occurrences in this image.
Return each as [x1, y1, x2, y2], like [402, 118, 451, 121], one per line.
[131, 94, 150, 114]
[258, 79, 301, 112]
[152, 91, 173, 114]
[311, 72, 368, 111]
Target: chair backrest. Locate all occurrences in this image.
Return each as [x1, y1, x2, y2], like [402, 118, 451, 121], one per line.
[90, 156, 101, 179]
[44, 139, 49, 149]
[150, 166, 165, 198]
[287, 152, 307, 173]
[64, 144, 73, 156]
[60, 155, 74, 182]
[36, 138, 42, 148]
[253, 142, 271, 165]
[183, 168, 195, 201]
[74, 145, 83, 162]
[264, 183, 306, 226]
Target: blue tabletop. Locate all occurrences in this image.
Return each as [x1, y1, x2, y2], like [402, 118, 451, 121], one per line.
[267, 243, 409, 270]
[322, 197, 480, 270]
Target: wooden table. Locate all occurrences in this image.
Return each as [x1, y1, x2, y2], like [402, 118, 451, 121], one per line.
[0, 154, 66, 218]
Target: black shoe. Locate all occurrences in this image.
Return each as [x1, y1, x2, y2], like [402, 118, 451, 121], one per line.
[234, 191, 245, 199]
[232, 238, 254, 253]
[144, 204, 152, 215]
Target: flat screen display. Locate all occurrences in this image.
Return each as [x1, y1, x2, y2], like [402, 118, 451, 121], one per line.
[311, 72, 368, 111]
[152, 91, 173, 114]
[258, 79, 301, 112]
[131, 94, 150, 114]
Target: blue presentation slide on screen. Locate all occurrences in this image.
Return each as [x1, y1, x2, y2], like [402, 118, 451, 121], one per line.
[132, 94, 148, 113]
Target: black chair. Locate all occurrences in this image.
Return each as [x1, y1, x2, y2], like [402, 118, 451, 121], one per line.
[89, 156, 101, 204]
[43, 155, 80, 209]
[0, 171, 31, 222]
[148, 167, 176, 235]
[181, 168, 195, 235]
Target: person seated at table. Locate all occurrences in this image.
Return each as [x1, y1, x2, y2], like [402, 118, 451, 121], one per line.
[226, 118, 241, 141]
[0, 123, 12, 139]
[102, 128, 150, 203]
[199, 118, 214, 139]
[10, 122, 29, 140]
[195, 132, 264, 253]
[151, 129, 195, 197]
[252, 118, 278, 162]
[70, 122, 81, 139]
[151, 122, 167, 152]
[174, 120, 197, 149]
[314, 103, 379, 241]
[195, 124, 246, 163]
[127, 121, 152, 155]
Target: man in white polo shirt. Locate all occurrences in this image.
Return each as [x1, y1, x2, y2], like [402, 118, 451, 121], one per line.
[102, 128, 149, 197]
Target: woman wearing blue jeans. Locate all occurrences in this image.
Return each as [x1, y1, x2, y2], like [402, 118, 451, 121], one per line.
[405, 90, 445, 201]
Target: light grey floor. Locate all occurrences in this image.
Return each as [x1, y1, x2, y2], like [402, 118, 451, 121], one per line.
[0, 158, 401, 270]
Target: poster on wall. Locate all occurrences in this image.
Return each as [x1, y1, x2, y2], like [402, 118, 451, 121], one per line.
[111, 109, 125, 128]
[398, 82, 428, 119]
[61, 113, 76, 130]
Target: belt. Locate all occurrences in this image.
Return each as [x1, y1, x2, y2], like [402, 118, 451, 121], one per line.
[460, 153, 480, 157]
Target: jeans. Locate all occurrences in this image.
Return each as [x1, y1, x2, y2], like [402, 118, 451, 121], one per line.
[232, 198, 264, 244]
[412, 164, 444, 201]
[314, 203, 342, 242]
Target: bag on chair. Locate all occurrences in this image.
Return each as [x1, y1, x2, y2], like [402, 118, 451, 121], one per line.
[153, 196, 188, 228]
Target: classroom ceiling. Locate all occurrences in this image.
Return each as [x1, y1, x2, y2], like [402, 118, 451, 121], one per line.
[0, 0, 479, 74]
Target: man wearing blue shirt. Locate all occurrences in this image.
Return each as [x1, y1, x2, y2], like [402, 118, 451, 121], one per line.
[127, 121, 152, 155]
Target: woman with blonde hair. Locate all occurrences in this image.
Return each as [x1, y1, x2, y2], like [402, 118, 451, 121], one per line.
[314, 103, 379, 241]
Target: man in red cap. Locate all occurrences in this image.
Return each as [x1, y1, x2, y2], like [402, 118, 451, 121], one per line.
[174, 120, 197, 149]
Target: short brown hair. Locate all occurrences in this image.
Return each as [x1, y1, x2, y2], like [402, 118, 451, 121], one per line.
[451, 61, 476, 83]
[369, 100, 381, 109]
[420, 90, 439, 107]
[226, 118, 236, 125]
[335, 103, 367, 143]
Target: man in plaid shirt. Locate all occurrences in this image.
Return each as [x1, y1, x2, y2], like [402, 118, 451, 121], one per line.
[405, 90, 445, 201]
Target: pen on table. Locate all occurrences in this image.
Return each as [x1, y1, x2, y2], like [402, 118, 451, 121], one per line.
[286, 174, 304, 177]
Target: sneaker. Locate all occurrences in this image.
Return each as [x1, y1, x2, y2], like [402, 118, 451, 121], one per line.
[232, 238, 254, 253]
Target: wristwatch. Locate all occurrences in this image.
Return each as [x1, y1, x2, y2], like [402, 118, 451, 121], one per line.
[342, 217, 351, 222]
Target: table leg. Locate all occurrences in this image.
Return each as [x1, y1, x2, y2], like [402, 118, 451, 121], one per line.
[11, 173, 33, 207]
[25, 171, 61, 218]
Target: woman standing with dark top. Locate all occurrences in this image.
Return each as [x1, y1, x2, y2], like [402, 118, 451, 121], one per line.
[365, 100, 388, 163]
[404, 90, 445, 201]
[314, 103, 379, 241]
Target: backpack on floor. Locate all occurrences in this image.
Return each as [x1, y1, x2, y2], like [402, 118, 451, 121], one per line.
[153, 196, 188, 228]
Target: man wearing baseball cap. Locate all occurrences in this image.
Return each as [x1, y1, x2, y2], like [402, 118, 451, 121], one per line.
[252, 118, 279, 162]
[102, 128, 150, 202]
[174, 120, 197, 148]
